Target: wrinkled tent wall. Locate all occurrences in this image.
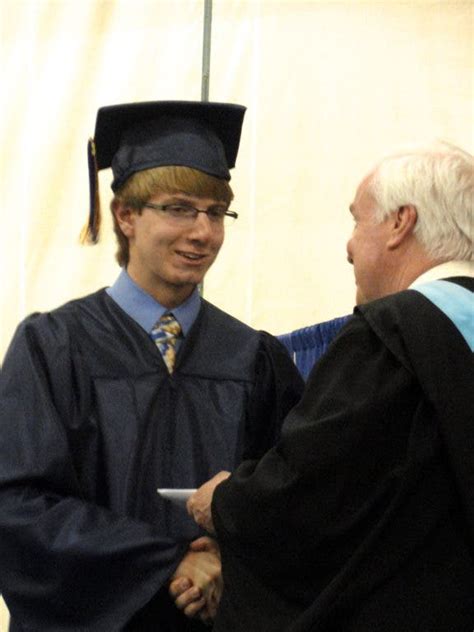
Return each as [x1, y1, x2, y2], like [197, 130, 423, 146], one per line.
[1, 1, 472, 361]
[0, 0, 472, 624]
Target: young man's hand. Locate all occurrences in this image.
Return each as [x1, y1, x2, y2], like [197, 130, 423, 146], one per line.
[169, 536, 223, 622]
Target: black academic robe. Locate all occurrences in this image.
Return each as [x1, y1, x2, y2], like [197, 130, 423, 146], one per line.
[211, 278, 474, 632]
[0, 290, 304, 631]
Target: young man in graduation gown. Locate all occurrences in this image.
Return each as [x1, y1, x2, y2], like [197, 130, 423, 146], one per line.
[0, 101, 304, 631]
[187, 141, 474, 631]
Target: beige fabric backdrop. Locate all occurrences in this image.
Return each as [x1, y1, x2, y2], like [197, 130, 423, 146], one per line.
[0, 0, 472, 625]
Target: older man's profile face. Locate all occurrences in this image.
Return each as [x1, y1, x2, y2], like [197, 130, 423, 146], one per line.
[346, 176, 394, 305]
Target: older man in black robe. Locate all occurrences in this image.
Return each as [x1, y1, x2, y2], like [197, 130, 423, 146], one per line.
[187, 141, 474, 631]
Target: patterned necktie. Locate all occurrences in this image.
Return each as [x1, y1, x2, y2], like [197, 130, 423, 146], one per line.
[151, 313, 182, 373]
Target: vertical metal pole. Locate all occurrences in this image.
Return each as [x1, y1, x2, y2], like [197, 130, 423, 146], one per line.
[201, 0, 212, 102]
[199, 0, 212, 295]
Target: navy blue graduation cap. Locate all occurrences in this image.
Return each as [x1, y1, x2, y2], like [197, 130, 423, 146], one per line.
[83, 100, 246, 243]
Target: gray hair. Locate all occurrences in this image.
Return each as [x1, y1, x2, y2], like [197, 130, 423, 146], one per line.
[367, 141, 473, 261]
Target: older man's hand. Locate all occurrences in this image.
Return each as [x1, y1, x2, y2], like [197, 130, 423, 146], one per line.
[186, 471, 231, 534]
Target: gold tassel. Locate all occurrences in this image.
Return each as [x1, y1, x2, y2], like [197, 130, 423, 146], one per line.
[80, 138, 101, 244]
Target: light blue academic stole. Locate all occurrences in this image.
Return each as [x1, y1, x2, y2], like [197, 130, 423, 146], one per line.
[413, 280, 474, 351]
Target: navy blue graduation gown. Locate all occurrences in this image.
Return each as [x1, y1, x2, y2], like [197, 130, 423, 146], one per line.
[0, 290, 304, 631]
[211, 278, 474, 632]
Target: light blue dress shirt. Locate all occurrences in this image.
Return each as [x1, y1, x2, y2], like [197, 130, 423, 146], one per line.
[106, 269, 201, 349]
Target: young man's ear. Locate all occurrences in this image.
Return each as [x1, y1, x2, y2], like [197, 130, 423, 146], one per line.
[387, 204, 418, 249]
[112, 200, 135, 238]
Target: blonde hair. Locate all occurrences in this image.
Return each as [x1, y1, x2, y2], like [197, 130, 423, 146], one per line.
[112, 166, 234, 266]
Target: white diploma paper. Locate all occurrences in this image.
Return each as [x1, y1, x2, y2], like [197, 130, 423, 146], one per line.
[157, 488, 196, 507]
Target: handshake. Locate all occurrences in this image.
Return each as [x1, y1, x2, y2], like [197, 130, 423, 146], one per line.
[168, 471, 231, 624]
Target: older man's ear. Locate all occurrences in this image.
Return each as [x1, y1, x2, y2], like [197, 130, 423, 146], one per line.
[387, 204, 418, 250]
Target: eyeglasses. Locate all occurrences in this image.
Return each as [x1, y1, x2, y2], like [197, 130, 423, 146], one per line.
[143, 203, 238, 226]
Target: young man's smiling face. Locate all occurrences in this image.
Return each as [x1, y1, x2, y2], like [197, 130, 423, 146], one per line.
[116, 191, 227, 307]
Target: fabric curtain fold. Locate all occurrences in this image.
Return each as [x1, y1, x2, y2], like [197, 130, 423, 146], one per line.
[278, 315, 351, 379]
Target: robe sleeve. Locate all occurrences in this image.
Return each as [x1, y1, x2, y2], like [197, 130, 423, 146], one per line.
[0, 316, 187, 630]
[242, 331, 305, 460]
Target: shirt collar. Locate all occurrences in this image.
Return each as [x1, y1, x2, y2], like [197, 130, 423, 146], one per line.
[410, 260, 474, 287]
[106, 268, 201, 335]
